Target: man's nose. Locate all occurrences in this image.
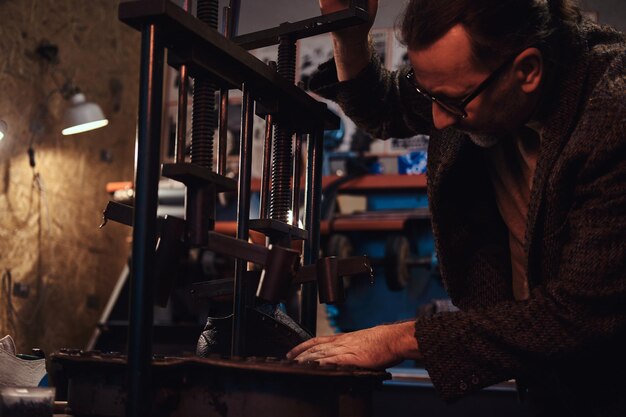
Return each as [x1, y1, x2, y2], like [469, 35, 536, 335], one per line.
[432, 103, 457, 130]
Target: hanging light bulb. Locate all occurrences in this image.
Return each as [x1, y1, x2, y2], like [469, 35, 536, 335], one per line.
[61, 92, 108, 136]
[0, 120, 7, 141]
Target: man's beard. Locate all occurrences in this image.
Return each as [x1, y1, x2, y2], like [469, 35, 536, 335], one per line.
[466, 132, 502, 148]
[461, 85, 528, 148]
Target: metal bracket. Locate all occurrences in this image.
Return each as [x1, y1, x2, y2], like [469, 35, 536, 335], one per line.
[101, 201, 134, 228]
[232, 6, 369, 50]
[162, 163, 237, 191]
[249, 219, 308, 242]
[295, 255, 373, 304]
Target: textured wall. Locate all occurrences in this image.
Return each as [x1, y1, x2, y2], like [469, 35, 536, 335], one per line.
[0, 0, 139, 354]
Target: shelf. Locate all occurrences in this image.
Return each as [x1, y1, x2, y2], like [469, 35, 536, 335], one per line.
[320, 209, 430, 234]
[324, 174, 427, 193]
[107, 174, 427, 196]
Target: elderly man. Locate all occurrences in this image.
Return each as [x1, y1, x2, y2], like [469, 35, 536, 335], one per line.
[288, 0, 626, 415]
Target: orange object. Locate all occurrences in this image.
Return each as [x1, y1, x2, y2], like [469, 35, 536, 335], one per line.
[106, 181, 133, 193]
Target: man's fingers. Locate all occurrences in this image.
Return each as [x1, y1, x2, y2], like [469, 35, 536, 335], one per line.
[293, 347, 344, 362]
[317, 355, 353, 367]
[319, 0, 351, 16]
[292, 348, 326, 362]
[286, 335, 337, 359]
[291, 342, 350, 362]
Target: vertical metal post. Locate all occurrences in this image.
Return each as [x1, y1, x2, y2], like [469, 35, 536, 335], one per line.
[291, 81, 306, 226]
[184, 0, 193, 13]
[221, 5, 232, 38]
[217, 88, 229, 175]
[175, 64, 188, 164]
[269, 36, 296, 223]
[175, 0, 192, 164]
[127, 23, 164, 417]
[228, 0, 241, 37]
[259, 113, 273, 219]
[231, 84, 254, 356]
[291, 133, 303, 225]
[217, 5, 232, 175]
[302, 130, 324, 334]
[259, 61, 277, 220]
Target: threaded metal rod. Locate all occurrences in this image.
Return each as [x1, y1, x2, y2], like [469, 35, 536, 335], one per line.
[186, 0, 219, 247]
[291, 133, 303, 225]
[269, 36, 297, 222]
[175, 1, 193, 164]
[197, 0, 219, 27]
[191, 0, 219, 169]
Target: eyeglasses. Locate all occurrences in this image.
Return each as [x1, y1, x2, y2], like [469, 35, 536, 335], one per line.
[405, 53, 518, 119]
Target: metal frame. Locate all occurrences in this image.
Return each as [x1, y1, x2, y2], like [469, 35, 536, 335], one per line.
[233, 5, 369, 50]
[127, 22, 164, 417]
[117, 2, 370, 415]
[119, 0, 340, 131]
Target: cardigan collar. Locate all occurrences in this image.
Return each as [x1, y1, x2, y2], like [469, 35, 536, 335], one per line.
[523, 30, 590, 285]
[429, 27, 591, 288]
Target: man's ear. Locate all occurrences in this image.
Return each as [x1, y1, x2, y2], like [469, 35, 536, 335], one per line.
[513, 47, 543, 93]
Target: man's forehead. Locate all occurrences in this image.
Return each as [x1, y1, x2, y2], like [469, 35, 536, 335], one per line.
[408, 24, 483, 91]
[408, 25, 476, 72]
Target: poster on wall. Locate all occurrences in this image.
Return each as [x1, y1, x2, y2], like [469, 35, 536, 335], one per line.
[250, 45, 280, 67]
[297, 33, 334, 87]
[296, 30, 393, 154]
[390, 31, 410, 72]
[297, 29, 391, 87]
[370, 29, 391, 68]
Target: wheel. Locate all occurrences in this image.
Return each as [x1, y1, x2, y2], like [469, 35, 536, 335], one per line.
[384, 235, 410, 291]
[325, 234, 353, 258]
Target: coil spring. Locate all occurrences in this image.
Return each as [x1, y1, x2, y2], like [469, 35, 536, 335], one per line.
[197, 0, 219, 28]
[277, 37, 296, 85]
[269, 37, 297, 222]
[191, 80, 217, 168]
[191, 0, 219, 169]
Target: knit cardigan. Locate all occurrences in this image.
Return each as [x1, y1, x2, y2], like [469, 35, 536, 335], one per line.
[310, 21, 626, 416]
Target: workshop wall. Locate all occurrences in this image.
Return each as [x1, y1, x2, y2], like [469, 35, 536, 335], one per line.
[0, 1, 139, 354]
[235, 0, 626, 33]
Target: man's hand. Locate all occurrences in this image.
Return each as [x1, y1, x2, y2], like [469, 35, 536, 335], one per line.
[319, 0, 378, 41]
[286, 321, 420, 370]
[319, 0, 379, 81]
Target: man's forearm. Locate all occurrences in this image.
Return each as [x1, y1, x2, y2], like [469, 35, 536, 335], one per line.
[332, 36, 372, 81]
[391, 320, 422, 360]
[320, 0, 377, 80]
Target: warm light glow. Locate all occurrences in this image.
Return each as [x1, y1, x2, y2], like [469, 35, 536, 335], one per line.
[62, 119, 109, 136]
[0, 120, 7, 141]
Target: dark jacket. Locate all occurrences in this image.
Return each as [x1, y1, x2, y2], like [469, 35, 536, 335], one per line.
[310, 21, 626, 416]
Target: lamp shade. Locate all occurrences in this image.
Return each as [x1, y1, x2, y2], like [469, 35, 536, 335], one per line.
[0, 120, 7, 141]
[62, 93, 108, 135]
